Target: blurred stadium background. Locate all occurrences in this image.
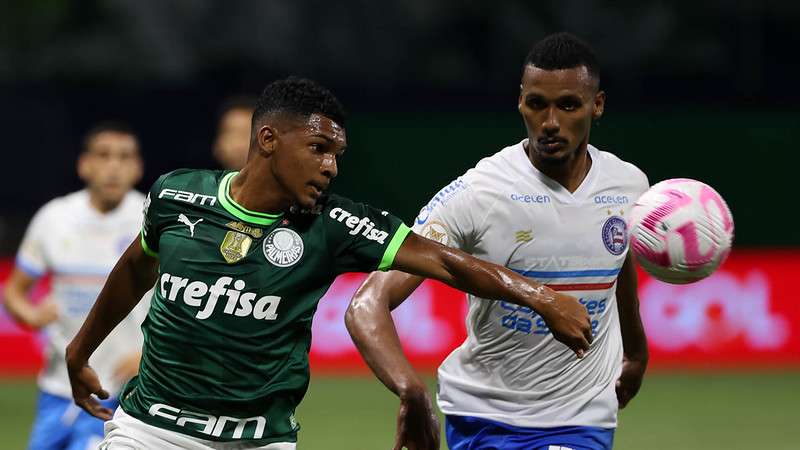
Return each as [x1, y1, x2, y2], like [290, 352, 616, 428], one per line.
[1, 1, 798, 449]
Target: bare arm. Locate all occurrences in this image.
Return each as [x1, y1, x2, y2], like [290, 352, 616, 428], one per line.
[346, 270, 431, 450]
[346, 233, 593, 450]
[349, 233, 592, 393]
[614, 252, 648, 408]
[390, 233, 592, 351]
[3, 268, 58, 329]
[65, 237, 158, 419]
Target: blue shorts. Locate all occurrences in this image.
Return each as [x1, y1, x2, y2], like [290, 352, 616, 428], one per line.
[27, 390, 119, 450]
[446, 415, 615, 450]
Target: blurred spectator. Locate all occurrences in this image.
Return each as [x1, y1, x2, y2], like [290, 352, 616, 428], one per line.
[213, 96, 256, 170]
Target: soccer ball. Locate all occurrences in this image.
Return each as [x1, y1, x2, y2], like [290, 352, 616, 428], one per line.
[628, 178, 734, 284]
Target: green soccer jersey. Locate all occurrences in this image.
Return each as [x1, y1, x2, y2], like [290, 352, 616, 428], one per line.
[120, 169, 411, 444]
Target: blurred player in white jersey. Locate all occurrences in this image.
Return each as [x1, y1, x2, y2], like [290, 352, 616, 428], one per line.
[3, 122, 148, 450]
[347, 33, 650, 450]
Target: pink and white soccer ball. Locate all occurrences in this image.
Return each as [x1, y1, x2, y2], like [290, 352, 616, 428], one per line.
[629, 178, 734, 284]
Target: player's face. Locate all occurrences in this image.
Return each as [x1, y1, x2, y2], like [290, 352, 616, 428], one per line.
[518, 65, 604, 165]
[78, 131, 143, 207]
[214, 108, 253, 170]
[273, 114, 346, 209]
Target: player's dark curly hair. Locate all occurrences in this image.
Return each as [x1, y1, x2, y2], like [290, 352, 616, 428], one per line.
[254, 76, 346, 127]
[523, 32, 600, 85]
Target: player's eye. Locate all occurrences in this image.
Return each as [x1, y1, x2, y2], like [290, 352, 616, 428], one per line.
[526, 98, 546, 109]
[559, 100, 581, 111]
[310, 143, 324, 152]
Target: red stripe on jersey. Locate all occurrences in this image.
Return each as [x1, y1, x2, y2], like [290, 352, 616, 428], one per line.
[546, 281, 616, 291]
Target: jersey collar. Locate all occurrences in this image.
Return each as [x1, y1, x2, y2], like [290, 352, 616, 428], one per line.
[217, 172, 284, 226]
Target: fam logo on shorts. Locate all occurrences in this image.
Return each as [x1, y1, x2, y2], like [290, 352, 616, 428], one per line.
[601, 216, 628, 255]
[263, 228, 304, 267]
[420, 221, 449, 246]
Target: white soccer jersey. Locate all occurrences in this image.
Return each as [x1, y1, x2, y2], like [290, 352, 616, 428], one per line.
[412, 140, 648, 429]
[15, 189, 149, 398]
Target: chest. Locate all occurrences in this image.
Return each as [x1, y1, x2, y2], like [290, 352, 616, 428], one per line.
[44, 215, 140, 271]
[157, 211, 330, 295]
[478, 190, 636, 271]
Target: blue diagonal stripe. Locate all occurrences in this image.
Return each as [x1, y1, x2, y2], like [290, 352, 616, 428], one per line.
[511, 268, 621, 278]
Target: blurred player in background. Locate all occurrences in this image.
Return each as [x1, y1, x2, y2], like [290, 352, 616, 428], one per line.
[3, 122, 148, 450]
[213, 96, 256, 170]
[64, 77, 591, 450]
[347, 32, 650, 450]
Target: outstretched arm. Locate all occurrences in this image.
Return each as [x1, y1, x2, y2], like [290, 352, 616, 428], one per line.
[615, 252, 648, 408]
[390, 233, 592, 354]
[65, 236, 158, 419]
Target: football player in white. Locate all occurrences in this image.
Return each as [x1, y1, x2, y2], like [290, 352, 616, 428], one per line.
[4, 122, 147, 450]
[347, 33, 650, 450]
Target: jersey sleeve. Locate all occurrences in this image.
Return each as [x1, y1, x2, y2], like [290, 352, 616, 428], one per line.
[324, 195, 411, 274]
[140, 174, 171, 257]
[411, 177, 478, 252]
[15, 203, 53, 278]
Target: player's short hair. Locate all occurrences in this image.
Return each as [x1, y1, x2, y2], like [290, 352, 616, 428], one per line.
[82, 121, 138, 153]
[253, 76, 346, 128]
[523, 32, 601, 85]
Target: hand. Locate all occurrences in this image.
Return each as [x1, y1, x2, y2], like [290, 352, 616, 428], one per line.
[67, 362, 113, 420]
[616, 356, 646, 408]
[22, 301, 59, 329]
[113, 352, 141, 383]
[537, 292, 592, 358]
[393, 387, 440, 450]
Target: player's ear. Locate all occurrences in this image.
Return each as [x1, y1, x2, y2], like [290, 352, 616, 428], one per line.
[256, 125, 277, 157]
[592, 90, 606, 120]
[517, 84, 524, 112]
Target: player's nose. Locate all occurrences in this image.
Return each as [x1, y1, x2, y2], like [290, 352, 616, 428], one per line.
[542, 107, 560, 132]
[321, 153, 338, 179]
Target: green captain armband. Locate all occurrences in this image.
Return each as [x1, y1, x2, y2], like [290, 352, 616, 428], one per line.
[377, 223, 411, 271]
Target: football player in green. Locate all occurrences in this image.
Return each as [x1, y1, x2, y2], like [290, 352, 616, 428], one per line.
[65, 77, 591, 449]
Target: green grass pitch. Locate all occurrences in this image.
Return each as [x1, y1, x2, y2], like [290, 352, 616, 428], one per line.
[1, 372, 797, 449]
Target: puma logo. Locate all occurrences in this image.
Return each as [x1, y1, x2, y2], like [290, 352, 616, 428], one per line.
[178, 214, 203, 237]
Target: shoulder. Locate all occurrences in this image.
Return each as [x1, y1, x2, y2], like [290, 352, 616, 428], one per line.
[321, 194, 384, 220]
[31, 190, 86, 221]
[320, 194, 397, 241]
[156, 168, 224, 192]
[414, 142, 522, 225]
[592, 146, 649, 191]
[125, 190, 145, 205]
[119, 190, 146, 216]
[463, 141, 525, 192]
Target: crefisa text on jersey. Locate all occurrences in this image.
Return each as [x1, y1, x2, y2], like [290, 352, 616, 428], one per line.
[158, 273, 281, 321]
[329, 207, 389, 244]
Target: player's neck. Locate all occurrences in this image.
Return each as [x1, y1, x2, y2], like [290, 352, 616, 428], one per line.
[229, 164, 289, 215]
[528, 144, 592, 193]
[87, 190, 124, 214]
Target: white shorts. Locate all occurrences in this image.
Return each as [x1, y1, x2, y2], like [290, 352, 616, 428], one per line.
[100, 408, 296, 450]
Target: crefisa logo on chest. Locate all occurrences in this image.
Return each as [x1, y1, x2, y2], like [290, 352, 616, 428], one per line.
[601, 216, 628, 255]
[263, 228, 304, 267]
